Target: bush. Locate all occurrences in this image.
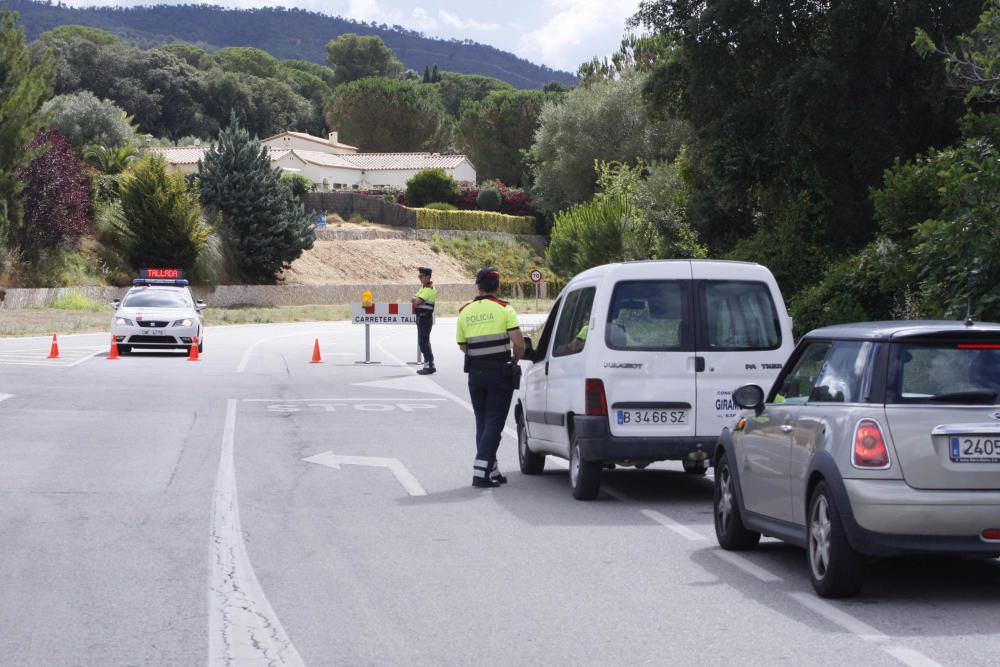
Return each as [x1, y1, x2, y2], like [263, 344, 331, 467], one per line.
[546, 195, 632, 276]
[50, 290, 106, 311]
[424, 202, 458, 211]
[457, 180, 535, 216]
[405, 168, 459, 208]
[430, 233, 556, 297]
[416, 208, 535, 234]
[476, 187, 502, 211]
[281, 172, 313, 197]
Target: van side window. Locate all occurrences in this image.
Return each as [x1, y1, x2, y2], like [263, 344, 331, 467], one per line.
[553, 287, 596, 357]
[700, 281, 781, 351]
[771, 342, 831, 404]
[532, 295, 562, 359]
[605, 280, 691, 351]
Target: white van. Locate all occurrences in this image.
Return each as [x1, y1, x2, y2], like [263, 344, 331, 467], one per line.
[515, 259, 795, 499]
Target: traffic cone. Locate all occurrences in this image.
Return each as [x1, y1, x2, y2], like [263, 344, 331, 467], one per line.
[47, 333, 60, 359]
[310, 338, 323, 364]
[188, 336, 200, 362]
[107, 336, 120, 360]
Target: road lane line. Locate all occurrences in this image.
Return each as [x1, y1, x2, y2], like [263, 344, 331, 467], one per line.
[0, 394, 12, 403]
[641, 509, 708, 541]
[712, 549, 783, 582]
[881, 646, 945, 667]
[67, 349, 103, 367]
[209, 399, 304, 666]
[243, 397, 447, 402]
[237, 328, 336, 373]
[788, 591, 890, 642]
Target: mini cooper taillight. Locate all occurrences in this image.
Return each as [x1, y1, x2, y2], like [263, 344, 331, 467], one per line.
[853, 419, 890, 468]
[585, 379, 608, 417]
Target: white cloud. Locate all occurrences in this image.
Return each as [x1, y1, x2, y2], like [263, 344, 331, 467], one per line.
[516, 0, 640, 71]
[344, 0, 438, 32]
[438, 10, 500, 32]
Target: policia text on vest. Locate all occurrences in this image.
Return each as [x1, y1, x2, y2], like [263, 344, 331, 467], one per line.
[457, 267, 525, 488]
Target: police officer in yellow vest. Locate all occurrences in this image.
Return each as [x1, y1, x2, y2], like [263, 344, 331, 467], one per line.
[457, 267, 525, 487]
[412, 266, 437, 375]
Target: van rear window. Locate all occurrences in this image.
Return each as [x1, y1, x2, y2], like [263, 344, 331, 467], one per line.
[605, 281, 692, 351]
[699, 281, 781, 351]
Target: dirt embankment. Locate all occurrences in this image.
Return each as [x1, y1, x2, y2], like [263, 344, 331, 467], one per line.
[280, 222, 473, 285]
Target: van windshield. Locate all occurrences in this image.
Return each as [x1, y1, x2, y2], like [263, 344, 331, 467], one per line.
[605, 281, 692, 351]
[699, 281, 781, 351]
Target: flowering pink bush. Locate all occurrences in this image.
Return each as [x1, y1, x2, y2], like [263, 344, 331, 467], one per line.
[456, 180, 534, 216]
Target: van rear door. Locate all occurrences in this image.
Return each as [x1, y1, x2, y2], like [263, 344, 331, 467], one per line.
[602, 276, 698, 442]
[692, 269, 790, 438]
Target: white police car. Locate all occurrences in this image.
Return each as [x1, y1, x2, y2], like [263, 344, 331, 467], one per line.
[110, 269, 206, 354]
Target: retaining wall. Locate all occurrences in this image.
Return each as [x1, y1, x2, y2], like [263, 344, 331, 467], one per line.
[315, 227, 546, 249]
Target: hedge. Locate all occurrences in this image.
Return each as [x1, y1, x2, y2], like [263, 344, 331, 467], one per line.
[415, 208, 534, 235]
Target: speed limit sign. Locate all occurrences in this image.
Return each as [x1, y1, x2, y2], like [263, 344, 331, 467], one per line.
[529, 269, 543, 283]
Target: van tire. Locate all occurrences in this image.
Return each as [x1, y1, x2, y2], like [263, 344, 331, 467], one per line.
[517, 416, 545, 475]
[569, 434, 601, 500]
[713, 452, 760, 550]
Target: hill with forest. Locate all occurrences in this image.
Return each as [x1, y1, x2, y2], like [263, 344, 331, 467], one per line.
[5, 0, 577, 89]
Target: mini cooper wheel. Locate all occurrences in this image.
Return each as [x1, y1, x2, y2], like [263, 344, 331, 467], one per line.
[713, 452, 760, 550]
[807, 481, 866, 598]
[569, 434, 601, 500]
[517, 415, 545, 475]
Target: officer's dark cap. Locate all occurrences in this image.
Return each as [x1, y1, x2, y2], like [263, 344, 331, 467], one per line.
[418, 266, 432, 276]
[476, 267, 500, 286]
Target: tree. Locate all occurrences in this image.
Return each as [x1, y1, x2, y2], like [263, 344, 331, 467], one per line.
[459, 89, 555, 186]
[324, 78, 450, 152]
[431, 64, 440, 83]
[405, 168, 459, 207]
[436, 71, 513, 117]
[109, 154, 209, 270]
[85, 143, 138, 202]
[42, 91, 137, 151]
[423, 65, 431, 84]
[1, 10, 53, 248]
[15, 131, 92, 259]
[212, 47, 281, 79]
[529, 72, 689, 213]
[325, 33, 403, 86]
[199, 116, 315, 283]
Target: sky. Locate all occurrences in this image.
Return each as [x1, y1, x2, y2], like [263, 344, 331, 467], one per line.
[59, 0, 644, 73]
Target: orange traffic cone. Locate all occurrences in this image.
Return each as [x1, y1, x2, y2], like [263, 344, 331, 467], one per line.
[47, 333, 60, 359]
[310, 338, 323, 364]
[188, 336, 200, 362]
[107, 336, 120, 360]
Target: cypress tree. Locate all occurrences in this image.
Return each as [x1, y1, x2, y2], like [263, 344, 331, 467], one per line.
[0, 11, 53, 249]
[422, 65, 431, 83]
[198, 114, 315, 283]
[431, 64, 440, 83]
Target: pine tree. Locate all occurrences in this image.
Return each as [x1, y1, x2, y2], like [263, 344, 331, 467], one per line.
[0, 11, 53, 249]
[431, 64, 440, 83]
[198, 115, 315, 283]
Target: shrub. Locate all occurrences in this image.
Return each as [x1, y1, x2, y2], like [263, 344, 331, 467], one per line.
[50, 290, 105, 311]
[546, 195, 632, 276]
[415, 209, 535, 234]
[424, 202, 458, 211]
[405, 168, 459, 208]
[476, 187, 502, 211]
[281, 172, 313, 197]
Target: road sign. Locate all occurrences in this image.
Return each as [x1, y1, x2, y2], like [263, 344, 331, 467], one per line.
[530, 269, 543, 283]
[350, 303, 417, 325]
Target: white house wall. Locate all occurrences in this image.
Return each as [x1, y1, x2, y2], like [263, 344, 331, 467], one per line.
[264, 136, 355, 155]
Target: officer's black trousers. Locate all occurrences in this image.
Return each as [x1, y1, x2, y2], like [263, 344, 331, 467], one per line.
[416, 315, 434, 364]
[467, 368, 514, 478]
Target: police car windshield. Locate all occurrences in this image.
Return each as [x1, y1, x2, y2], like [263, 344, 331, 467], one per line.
[123, 289, 191, 308]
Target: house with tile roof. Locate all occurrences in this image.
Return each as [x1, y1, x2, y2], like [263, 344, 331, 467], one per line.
[147, 130, 476, 190]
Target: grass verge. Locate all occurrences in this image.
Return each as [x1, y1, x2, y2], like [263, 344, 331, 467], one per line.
[0, 298, 556, 338]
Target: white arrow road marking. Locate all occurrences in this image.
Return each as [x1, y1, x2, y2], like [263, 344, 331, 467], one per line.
[303, 451, 428, 497]
[0, 394, 13, 404]
[209, 399, 304, 666]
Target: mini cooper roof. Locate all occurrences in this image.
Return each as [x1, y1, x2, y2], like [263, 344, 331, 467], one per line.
[803, 320, 1000, 341]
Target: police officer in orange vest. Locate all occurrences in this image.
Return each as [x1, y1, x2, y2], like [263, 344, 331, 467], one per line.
[457, 267, 525, 487]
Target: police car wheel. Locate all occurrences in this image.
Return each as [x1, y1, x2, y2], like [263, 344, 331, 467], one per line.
[569, 433, 601, 500]
[517, 415, 545, 475]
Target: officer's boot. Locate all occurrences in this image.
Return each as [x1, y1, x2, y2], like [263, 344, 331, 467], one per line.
[472, 459, 500, 487]
[490, 462, 508, 484]
[417, 361, 436, 375]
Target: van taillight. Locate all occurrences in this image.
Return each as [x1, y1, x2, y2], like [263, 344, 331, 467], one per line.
[585, 379, 608, 417]
[853, 420, 890, 468]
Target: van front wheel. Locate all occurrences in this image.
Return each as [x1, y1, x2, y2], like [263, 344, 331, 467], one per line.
[569, 435, 601, 500]
[518, 416, 545, 475]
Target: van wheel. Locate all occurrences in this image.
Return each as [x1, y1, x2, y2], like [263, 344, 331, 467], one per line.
[713, 452, 760, 550]
[807, 481, 866, 598]
[569, 435, 601, 500]
[517, 416, 545, 475]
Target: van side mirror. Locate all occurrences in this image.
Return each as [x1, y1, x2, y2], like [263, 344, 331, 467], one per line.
[111, 299, 121, 308]
[522, 336, 535, 360]
[733, 384, 765, 414]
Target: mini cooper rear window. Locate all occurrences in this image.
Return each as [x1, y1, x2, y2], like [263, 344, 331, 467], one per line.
[890, 342, 1000, 404]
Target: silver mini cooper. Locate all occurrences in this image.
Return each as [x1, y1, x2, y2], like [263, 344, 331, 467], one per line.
[714, 320, 1000, 597]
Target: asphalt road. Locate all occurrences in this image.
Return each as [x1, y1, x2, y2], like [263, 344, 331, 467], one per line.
[1, 318, 998, 666]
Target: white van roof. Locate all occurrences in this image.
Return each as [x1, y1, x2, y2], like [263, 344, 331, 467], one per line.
[567, 259, 770, 284]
